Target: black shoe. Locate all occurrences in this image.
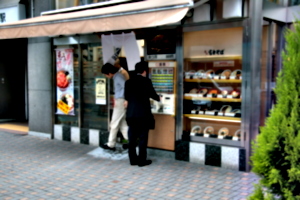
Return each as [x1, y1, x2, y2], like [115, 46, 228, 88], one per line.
[130, 162, 138, 166]
[122, 143, 129, 150]
[101, 144, 116, 151]
[138, 160, 152, 167]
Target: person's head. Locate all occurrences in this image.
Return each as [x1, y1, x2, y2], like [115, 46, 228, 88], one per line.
[101, 62, 119, 79]
[135, 61, 147, 76]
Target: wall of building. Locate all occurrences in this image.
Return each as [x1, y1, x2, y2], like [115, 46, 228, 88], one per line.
[28, 37, 53, 138]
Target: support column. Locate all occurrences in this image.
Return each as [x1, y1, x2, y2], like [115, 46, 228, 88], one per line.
[28, 37, 53, 138]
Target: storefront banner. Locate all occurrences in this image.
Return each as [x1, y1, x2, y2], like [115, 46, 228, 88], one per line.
[95, 78, 106, 105]
[56, 48, 74, 115]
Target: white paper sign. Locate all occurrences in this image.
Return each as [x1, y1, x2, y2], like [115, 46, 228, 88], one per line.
[204, 133, 210, 138]
[218, 135, 224, 139]
[95, 78, 106, 105]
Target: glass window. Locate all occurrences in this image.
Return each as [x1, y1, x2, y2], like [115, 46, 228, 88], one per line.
[183, 27, 243, 146]
[81, 43, 108, 130]
[290, 0, 300, 5]
[56, 0, 108, 9]
[55, 42, 109, 130]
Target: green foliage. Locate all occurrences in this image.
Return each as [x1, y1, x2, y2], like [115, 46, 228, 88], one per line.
[249, 20, 300, 199]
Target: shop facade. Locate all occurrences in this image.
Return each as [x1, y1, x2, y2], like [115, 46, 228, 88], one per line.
[0, 0, 299, 172]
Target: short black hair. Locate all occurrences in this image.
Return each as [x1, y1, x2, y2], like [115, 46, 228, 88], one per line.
[135, 61, 148, 74]
[101, 63, 119, 75]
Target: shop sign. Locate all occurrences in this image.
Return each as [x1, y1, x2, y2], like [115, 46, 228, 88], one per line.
[95, 78, 106, 105]
[56, 48, 75, 115]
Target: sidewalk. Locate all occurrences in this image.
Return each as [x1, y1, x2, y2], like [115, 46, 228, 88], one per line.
[0, 131, 259, 200]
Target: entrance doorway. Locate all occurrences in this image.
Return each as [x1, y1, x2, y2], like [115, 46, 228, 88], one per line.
[0, 38, 28, 134]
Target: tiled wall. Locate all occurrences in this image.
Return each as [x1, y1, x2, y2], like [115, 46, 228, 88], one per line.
[54, 124, 108, 147]
[54, 124, 246, 171]
[176, 140, 246, 171]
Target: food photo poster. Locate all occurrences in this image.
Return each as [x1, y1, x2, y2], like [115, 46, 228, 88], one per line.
[56, 48, 75, 115]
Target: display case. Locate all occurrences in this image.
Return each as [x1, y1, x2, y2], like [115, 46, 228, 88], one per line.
[183, 27, 243, 146]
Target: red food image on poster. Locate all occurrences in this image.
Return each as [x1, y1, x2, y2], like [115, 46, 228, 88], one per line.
[57, 70, 71, 90]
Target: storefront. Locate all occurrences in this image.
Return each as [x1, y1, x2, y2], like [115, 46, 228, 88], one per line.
[49, 3, 252, 171]
[2, 0, 298, 172]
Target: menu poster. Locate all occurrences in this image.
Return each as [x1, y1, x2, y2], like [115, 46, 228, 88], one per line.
[95, 78, 106, 105]
[56, 48, 75, 115]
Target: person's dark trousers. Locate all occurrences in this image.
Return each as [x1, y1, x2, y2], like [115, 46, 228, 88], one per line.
[128, 125, 149, 165]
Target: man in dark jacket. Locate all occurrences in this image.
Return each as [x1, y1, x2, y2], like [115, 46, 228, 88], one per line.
[124, 61, 160, 167]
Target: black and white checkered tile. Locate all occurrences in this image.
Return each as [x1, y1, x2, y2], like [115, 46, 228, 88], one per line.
[54, 124, 108, 147]
[54, 124, 246, 171]
[175, 140, 246, 171]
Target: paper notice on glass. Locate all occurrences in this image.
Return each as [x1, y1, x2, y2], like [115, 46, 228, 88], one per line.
[95, 78, 106, 105]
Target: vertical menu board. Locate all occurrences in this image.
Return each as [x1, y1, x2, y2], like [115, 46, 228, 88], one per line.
[149, 63, 175, 94]
[149, 61, 176, 115]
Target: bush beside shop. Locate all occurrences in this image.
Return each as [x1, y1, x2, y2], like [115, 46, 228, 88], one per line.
[249, 21, 300, 199]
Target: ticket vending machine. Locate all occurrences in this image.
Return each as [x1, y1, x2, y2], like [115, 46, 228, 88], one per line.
[148, 61, 176, 150]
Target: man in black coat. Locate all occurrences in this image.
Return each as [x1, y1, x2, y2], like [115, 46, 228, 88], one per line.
[124, 61, 160, 167]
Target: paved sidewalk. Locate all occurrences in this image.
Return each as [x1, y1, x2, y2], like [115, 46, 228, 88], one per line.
[0, 131, 259, 200]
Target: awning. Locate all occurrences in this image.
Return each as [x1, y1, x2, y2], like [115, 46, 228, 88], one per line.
[0, 0, 192, 39]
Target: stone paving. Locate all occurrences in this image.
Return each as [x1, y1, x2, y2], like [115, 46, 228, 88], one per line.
[0, 131, 259, 200]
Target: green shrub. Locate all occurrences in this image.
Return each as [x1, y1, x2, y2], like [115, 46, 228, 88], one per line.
[249, 21, 300, 199]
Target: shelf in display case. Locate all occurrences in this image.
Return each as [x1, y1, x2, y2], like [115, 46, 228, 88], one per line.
[185, 55, 242, 62]
[190, 135, 241, 146]
[184, 96, 241, 102]
[185, 114, 241, 123]
[184, 78, 241, 83]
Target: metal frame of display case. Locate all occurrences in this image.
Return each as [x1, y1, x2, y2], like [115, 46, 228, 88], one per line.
[180, 0, 263, 171]
[181, 20, 246, 146]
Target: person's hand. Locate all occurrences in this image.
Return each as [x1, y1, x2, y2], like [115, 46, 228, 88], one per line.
[124, 100, 128, 108]
[159, 94, 163, 102]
